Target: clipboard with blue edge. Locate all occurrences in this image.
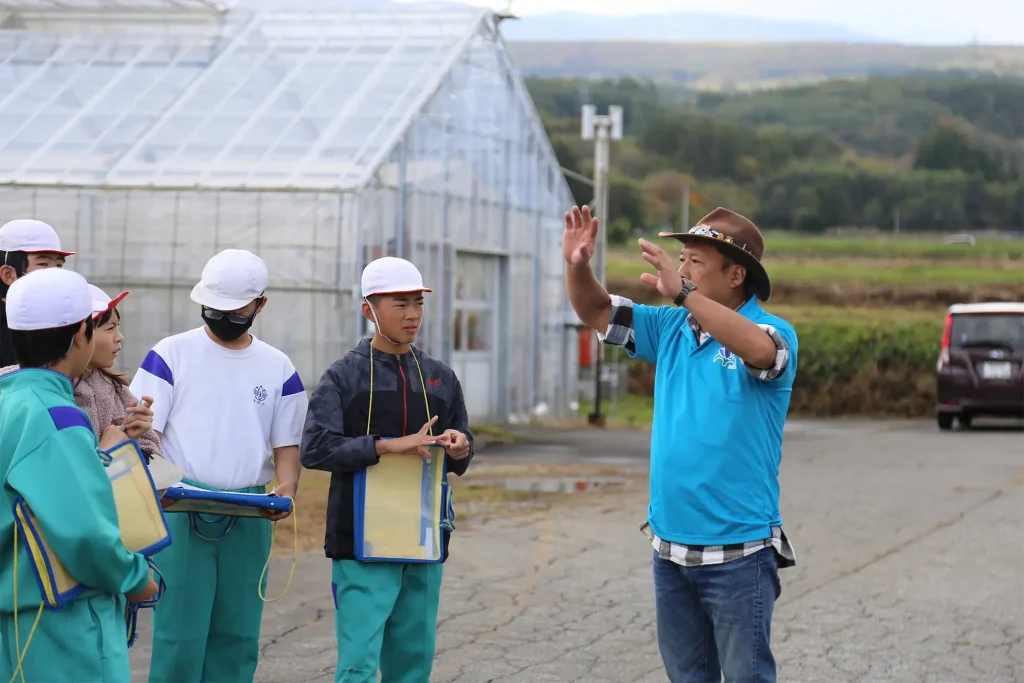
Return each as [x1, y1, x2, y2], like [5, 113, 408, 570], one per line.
[161, 485, 293, 517]
[353, 441, 456, 564]
[12, 439, 173, 609]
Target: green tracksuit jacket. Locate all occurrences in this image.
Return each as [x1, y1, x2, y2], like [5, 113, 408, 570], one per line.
[0, 368, 150, 682]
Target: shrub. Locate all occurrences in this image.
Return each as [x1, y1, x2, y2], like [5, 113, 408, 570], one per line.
[625, 317, 942, 417]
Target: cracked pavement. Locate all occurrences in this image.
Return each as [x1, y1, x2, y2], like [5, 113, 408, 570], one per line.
[129, 419, 1024, 682]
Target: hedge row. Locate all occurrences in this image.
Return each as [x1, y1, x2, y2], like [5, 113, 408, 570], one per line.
[626, 318, 944, 417]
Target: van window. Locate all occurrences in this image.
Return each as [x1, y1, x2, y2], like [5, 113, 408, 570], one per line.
[950, 313, 1024, 350]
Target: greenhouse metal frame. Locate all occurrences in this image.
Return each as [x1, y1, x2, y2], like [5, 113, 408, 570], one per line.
[0, 0, 578, 422]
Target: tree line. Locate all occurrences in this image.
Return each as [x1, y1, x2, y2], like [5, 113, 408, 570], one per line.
[527, 74, 1024, 239]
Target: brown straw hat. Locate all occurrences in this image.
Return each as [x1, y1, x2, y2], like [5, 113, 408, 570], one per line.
[658, 207, 771, 301]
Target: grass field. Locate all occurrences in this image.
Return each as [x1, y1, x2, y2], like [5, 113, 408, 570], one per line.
[579, 394, 655, 430]
[755, 233, 1024, 260]
[607, 233, 1024, 287]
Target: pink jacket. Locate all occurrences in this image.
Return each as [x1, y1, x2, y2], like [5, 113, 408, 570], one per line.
[0, 365, 162, 458]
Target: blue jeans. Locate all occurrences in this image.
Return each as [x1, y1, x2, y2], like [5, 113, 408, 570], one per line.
[653, 548, 781, 683]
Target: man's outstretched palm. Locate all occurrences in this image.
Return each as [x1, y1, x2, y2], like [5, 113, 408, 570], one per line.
[563, 205, 598, 266]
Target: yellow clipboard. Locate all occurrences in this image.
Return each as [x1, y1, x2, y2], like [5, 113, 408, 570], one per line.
[12, 439, 172, 608]
[353, 444, 454, 563]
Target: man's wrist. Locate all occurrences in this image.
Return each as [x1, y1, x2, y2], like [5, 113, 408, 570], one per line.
[566, 260, 594, 275]
[673, 279, 698, 307]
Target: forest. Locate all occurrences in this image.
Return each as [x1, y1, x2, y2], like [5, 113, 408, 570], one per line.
[526, 74, 1024, 240]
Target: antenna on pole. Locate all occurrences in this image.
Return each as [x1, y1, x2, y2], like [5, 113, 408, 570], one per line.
[495, 0, 517, 24]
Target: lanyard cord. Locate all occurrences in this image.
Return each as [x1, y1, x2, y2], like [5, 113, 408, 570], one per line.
[9, 523, 43, 683]
[366, 346, 433, 438]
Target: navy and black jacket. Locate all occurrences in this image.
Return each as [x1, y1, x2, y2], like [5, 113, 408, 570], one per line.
[300, 337, 474, 561]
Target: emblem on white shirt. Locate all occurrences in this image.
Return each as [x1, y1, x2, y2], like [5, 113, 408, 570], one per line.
[253, 385, 268, 405]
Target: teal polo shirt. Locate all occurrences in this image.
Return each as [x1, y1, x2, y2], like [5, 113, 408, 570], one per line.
[607, 296, 798, 546]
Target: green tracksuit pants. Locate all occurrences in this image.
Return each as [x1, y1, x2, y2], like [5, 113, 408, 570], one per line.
[0, 593, 130, 683]
[148, 485, 271, 683]
[331, 560, 443, 683]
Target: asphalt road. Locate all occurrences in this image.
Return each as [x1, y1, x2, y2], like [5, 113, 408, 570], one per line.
[129, 419, 1024, 683]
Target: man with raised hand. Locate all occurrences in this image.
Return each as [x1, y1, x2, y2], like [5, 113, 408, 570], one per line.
[563, 205, 798, 683]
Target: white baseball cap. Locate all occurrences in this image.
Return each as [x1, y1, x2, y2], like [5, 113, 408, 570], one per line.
[190, 249, 269, 311]
[88, 284, 129, 319]
[6, 268, 92, 331]
[361, 257, 432, 298]
[0, 219, 75, 257]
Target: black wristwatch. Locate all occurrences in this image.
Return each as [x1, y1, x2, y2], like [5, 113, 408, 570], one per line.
[673, 279, 697, 307]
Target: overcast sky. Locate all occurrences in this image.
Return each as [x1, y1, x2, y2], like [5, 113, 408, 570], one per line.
[402, 0, 1024, 45]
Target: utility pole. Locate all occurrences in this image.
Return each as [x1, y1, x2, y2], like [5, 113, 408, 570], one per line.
[681, 182, 690, 231]
[581, 104, 623, 427]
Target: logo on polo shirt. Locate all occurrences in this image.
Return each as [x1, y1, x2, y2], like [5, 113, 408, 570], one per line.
[253, 385, 268, 405]
[713, 347, 737, 370]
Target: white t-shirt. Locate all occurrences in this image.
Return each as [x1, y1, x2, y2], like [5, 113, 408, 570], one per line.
[128, 327, 309, 490]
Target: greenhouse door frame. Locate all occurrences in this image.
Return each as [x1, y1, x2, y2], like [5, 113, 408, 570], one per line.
[451, 249, 508, 424]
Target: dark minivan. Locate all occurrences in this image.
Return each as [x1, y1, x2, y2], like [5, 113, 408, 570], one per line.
[936, 303, 1024, 430]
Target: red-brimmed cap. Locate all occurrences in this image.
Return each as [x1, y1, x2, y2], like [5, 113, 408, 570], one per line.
[0, 219, 75, 257]
[88, 284, 129, 319]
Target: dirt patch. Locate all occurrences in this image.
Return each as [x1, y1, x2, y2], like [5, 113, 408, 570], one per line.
[271, 465, 644, 558]
[608, 278, 1024, 308]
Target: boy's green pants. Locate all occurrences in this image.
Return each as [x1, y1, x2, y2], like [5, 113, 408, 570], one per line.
[148, 485, 271, 683]
[0, 593, 130, 682]
[332, 559, 443, 683]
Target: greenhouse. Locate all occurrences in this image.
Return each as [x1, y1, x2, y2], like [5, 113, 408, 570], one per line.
[0, 0, 579, 422]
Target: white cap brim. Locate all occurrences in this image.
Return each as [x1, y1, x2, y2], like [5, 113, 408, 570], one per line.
[364, 287, 433, 297]
[189, 283, 255, 311]
[147, 455, 183, 490]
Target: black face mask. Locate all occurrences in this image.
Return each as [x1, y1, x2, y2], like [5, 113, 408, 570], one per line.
[202, 302, 260, 342]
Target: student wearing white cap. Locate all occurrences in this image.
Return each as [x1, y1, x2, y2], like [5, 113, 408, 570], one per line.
[0, 284, 162, 458]
[301, 256, 474, 683]
[0, 268, 159, 682]
[129, 248, 308, 683]
[0, 219, 75, 367]
[74, 285, 164, 463]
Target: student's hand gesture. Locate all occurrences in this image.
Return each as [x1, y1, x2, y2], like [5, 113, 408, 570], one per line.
[439, 430, 471, 460]
[122, 397, 154, 441]
[382, 416, 439, 459]
[563, 205, 599, 266]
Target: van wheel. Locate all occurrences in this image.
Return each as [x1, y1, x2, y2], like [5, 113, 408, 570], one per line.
[937, 413, 954, 431]
[959, 415, 973, 430]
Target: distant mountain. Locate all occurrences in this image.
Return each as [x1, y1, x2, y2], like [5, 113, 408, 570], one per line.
[507, 42, 1024, 91]
[499, 12, 886, 44]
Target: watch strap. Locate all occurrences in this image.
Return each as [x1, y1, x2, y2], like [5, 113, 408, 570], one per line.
[673, 279, 697, 307]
